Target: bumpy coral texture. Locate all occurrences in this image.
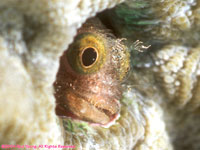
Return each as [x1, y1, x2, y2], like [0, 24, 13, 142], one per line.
[106, 0, 198, 46]
[0, 0, 124, 147]
[63, 89, 172, 150]
[150, 45, 200, 150]
[152, 45, 200, 108]
[102, 0, 200, 149]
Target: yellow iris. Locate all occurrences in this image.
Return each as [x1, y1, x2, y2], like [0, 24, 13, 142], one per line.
[67, 33, 107, 74]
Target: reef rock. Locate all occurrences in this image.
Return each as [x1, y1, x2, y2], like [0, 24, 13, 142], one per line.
[0, 0, 124, 147]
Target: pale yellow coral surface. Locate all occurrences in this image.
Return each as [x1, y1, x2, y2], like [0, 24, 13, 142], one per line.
[63, 89, 172, 150]
[0, 0, 124, 148]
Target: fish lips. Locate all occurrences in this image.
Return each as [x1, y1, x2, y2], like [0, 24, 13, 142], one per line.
[56, 90, 121, 126]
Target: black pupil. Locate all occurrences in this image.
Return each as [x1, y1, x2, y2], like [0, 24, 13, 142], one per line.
[82, 48, 97, 67]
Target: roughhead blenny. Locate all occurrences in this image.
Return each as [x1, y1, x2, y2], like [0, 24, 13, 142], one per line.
[54, 18, 130, 126]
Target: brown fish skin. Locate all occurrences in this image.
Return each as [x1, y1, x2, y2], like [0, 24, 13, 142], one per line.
[54, 18, 130, 125]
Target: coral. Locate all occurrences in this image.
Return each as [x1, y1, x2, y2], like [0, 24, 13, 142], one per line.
[104, 0, 198, 46]
[63, 89, 172, 150]
[0, 0, 124, 147]
[152, 45, 200, 109]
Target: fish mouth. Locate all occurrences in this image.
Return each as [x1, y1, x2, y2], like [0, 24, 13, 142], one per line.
[56, 90, 121, 126]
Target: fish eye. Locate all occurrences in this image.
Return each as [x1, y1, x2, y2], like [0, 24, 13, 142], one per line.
[80, 47, 98, 68]
[66, 33, 106, 74]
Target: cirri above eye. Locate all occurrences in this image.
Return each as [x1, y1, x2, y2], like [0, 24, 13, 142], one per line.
[54, 18, 130, 126]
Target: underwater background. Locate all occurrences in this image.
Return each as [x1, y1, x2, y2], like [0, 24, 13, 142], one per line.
[0, 0, 200, 150]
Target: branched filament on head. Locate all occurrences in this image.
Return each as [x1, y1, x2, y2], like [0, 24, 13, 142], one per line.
[133, 40, 151, 52]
